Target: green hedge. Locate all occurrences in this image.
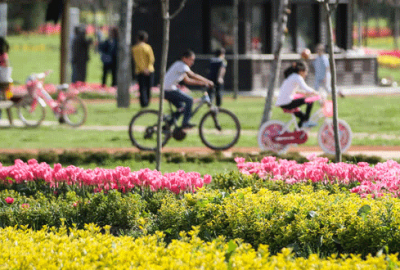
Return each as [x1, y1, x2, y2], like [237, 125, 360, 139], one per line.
[0, 149, 389, 166]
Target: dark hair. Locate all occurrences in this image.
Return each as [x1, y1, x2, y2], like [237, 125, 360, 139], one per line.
[0, 37, 9, 55]
[215, 48, 225, 57]
[137, 30, 148, 42]
[283, 61, 308, 78]
[182, 49, 194, 59]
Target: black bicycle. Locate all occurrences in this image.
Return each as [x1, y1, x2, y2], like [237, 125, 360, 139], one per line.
[128, 92, 241, 151]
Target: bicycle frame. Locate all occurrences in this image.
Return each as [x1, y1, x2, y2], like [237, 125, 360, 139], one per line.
[165, 92, 213, 126]
[26, 72, 77, 115]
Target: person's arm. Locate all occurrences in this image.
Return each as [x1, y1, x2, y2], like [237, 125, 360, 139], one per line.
[144, 46, 155, 75]
[217, 66, 226, 84]
[182, 72, 213, 88]
[296, 75, 317, 96]
[186, 70, 214, 87]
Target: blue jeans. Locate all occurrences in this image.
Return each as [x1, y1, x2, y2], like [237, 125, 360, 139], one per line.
[164, 90, 193, 126]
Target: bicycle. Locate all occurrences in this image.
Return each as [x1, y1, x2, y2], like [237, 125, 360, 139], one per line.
[128, 92, 241, 151]
[17, 70, 87, 127]
[258, 94, 352, 155]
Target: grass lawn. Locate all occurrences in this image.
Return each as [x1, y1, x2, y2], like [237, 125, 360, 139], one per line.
[1, 94, 400, 150]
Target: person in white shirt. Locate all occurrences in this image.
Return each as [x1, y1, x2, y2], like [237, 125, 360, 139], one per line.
[276, 61, 319, 128]
[164, 50, 214, 129]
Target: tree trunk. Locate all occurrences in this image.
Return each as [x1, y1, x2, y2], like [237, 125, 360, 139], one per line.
[233, 0, 239, 99]
[260, 0, 290, 126]
[60, 0, 70, 84]
[324, 1, 342, 162]
[395, 7, 399, 49]
[116, 0, 133, 108]
[156, 0, 170, 171]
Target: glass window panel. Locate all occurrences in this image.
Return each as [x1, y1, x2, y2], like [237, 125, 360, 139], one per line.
[210, 6, 234, 52]
[251, 5, 263, 54]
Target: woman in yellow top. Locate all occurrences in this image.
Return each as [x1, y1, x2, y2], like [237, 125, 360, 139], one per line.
[132, 31, 155, 108]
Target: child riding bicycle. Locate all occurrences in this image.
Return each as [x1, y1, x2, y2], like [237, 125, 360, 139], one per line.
[276, 61, 319, 128]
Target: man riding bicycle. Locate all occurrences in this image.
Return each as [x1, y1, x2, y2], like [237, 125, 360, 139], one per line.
[164, 49, 214, 129]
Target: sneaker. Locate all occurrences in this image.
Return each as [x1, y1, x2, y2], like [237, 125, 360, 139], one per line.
[302, 121, 318, 128]
[181, 122, 196, 129]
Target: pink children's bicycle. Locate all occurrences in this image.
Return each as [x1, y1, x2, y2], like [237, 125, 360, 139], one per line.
[17, 70, 87, 127]
[258, 94, 352, 155]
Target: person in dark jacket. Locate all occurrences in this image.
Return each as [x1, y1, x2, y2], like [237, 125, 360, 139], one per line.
[206, 48, 227, 107]
[71, 26, 92, 83]
[99, 27, 119, 87]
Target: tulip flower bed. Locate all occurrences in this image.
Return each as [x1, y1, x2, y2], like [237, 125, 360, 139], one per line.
[235, 155, 400, 198]
[0, 159, 211, 195]
[1, 225, 400, 269]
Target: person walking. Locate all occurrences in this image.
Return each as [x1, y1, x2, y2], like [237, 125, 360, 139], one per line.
[132, 30, 155, 108]
[71, 26, 92, 83]
[164, 50, 214, 129]
[313, 43, 344, 98]
[206, 48, 227, 107]
[99, 27, 118, 87]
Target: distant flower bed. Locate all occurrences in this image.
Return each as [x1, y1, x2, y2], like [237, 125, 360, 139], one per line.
[11, 82, 189, 98]
[353, 27, 392, 39]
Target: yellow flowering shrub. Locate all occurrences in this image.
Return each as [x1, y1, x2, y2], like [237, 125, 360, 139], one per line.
[158, 187, 400, 257]
[0, 225, 399, 269]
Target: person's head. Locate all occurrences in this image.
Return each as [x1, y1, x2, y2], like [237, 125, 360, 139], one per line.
[137, 30, 148, 43]
[295, 61, 308, 78]
[181, 49, 195, 67]
[284, 61, 308, 79]
[215, 47, 225, 58]
[316, 43, 325, 55]
[0, 37, 9, 55]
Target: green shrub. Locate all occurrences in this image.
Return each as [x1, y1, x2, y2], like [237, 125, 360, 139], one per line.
[59, 150, 85, 164]
[84, 151, 111, 165]
[38, 150, 59, 164]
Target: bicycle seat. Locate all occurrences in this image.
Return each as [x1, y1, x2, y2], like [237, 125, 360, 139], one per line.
[282, 108, 300, 114]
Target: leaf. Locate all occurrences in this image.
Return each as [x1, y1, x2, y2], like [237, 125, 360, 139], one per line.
[357, 205, 371, 217]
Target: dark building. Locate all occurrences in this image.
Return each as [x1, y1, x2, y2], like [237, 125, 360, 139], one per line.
[132, 0, 377, 91]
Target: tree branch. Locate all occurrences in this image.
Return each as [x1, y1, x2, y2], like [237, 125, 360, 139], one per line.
[169, 0, 187, 20]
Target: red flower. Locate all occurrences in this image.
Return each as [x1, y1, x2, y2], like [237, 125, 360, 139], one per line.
[5, 197, 14, 204]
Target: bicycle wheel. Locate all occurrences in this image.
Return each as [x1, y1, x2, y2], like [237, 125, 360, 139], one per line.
[128, 110, 171, 151]
[199, 108, 241, 150]
[318, 119, 352, 155]
[258, 120, 290, 154]
[61, 97, 87, 127]
[17, 95, 46, 127]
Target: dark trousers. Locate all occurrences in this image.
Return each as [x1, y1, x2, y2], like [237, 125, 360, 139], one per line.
[280, 98, 313, 127]
[207, 83, 223, 106]
[102, 63, 117, 87]
[71, 62, 87, 83]
[137, 73, 154, 108]
[164, 90, 193, 126]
